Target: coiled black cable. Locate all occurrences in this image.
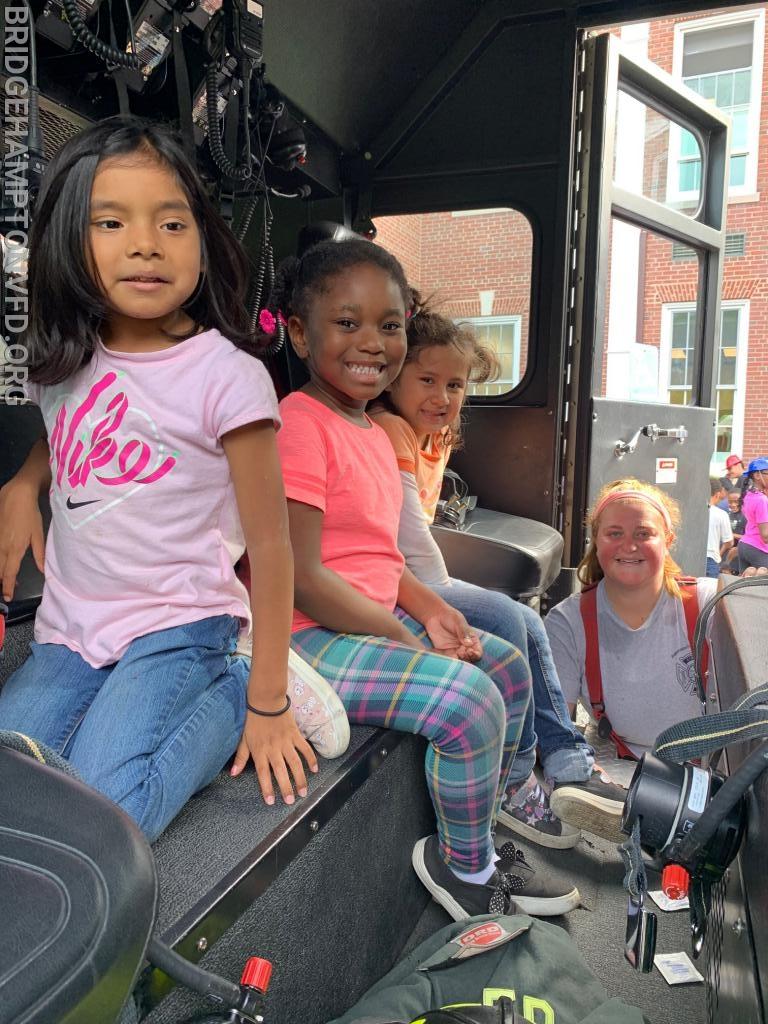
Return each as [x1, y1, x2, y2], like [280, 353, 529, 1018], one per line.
[206, 61, 253, 180]
[61, 0, 140, 69]
[247, 211, 285, 356]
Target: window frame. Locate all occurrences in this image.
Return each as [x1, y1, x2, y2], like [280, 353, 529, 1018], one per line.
[659, 299, 750, 467]
[459, 314, 523, 397]
[668, 8, 765, 202]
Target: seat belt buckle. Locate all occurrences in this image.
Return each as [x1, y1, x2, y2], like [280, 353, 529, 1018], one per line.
[625, 891, 657, 973]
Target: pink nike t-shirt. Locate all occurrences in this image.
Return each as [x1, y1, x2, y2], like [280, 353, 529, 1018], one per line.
[26, 329, 279, 667]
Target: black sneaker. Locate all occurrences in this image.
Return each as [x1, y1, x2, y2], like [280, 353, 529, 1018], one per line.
[412, 835, 581, 921]
[494, 841, 581, 916]
[549, 767, 628, 844]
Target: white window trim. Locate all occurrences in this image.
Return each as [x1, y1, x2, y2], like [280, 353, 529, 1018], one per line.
[460, 314, 522, 395]
[659, 300, 749, 465]
[668, 8, 765, 202]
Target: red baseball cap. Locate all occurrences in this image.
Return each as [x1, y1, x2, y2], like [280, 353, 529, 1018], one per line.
[726, 454, 743, 470]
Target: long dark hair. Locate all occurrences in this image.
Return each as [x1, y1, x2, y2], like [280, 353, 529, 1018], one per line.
[737, 468, 761, 515]
[27, 116, 255, 384]
[260, 238, 411, 332]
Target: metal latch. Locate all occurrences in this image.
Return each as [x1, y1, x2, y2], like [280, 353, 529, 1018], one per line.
[614, 423, 688, 459]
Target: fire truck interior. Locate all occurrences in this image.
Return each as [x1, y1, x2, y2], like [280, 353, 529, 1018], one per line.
[2, 1, 768, 1023]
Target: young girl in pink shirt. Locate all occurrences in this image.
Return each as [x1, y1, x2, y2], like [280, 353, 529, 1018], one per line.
[0, 116, 325, 839]
[269, 238, 580, 920]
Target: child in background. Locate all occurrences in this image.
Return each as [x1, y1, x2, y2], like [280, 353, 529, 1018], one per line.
[706, 478, 733, 578]
[544, 479, 717, 841]
[737, 458, 768, 572]
[725, 489, 746, 572]
[0, 116, 318, 839]
[370, 300, 621, 850]
[267, 238, 580, 920]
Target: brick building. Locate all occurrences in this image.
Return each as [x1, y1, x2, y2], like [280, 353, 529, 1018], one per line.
[376, 4, 768, 469]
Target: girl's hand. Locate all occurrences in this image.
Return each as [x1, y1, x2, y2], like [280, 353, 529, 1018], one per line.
[423, 605, 482, 662]
[231, 707, 319, 806]
[390, 622, 427, 652]
[0, 481, 45, 602]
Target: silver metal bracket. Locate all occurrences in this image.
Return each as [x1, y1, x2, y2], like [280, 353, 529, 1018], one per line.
[614, 423, 689, 459]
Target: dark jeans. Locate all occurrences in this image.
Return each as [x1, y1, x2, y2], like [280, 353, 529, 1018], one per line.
[738, 541, 768, 570]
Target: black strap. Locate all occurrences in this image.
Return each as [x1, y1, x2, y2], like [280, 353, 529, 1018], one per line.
[653, 681, 768, 763]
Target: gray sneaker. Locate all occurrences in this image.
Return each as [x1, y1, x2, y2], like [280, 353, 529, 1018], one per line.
[412, 835, 581, 921]
[549, 768, 627, 844]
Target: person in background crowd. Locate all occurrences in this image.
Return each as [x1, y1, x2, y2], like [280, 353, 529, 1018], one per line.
[719, 455, 744, 504]
[707, 479, 733, 578]
[724, 490, 746, 574]
[737, 457, 768, 572]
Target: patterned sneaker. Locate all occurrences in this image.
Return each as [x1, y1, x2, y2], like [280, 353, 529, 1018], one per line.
[412, 835, 581, 921]
[549, 767, 627, 844]
[497, 772, 581, 849]
[288, 649, 350, 759]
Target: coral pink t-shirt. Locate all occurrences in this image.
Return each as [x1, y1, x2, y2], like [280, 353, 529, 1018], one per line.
[26, 329, 279, 667]
[369, 409, 450, 523]
[276, 391, 405, 633]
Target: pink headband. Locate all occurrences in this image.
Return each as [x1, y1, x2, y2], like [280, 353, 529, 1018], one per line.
[592, 490, 673, 532]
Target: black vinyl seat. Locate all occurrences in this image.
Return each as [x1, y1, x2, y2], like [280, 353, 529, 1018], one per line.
[0, 745, 158, 1024]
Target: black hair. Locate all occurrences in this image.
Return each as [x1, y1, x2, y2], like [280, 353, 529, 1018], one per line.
[710, 477, 724, 498]
[259, 238, 410, 341]
[26, 115, 255, 385]
[738, 467, 759, 515]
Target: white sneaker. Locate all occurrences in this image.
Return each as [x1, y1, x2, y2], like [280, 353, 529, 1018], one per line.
[288, 649, 350, 759]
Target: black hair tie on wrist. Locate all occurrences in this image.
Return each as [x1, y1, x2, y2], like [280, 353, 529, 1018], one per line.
[247, 695, 292, 717]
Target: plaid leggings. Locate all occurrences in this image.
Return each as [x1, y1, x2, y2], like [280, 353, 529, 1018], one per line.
[291, 609, 531, 871]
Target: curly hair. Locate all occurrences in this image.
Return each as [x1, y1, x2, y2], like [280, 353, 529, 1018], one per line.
[376, 291, 500, 449]
[259, 238, 411, 344]
[577, 478, 683, 597]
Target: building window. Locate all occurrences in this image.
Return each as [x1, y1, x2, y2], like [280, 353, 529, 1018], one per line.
[461, 316, 523, 397]
[668, 307, 696, 406]
[660, 302, 749, 468]
[673, 11, 764, 198]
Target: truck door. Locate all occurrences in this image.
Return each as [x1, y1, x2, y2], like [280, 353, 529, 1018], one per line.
[563, 31, 730, 574]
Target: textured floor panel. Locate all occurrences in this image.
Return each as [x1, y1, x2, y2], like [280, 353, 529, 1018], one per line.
[142, 735, 434, 1024]
[152, 725, 377, 933]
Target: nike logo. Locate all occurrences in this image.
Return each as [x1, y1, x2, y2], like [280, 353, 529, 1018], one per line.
[66, 497, 101, 510]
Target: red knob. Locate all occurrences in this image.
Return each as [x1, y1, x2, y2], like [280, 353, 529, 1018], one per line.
[662, 864, 690, 901]
[240, 957, 272, 993]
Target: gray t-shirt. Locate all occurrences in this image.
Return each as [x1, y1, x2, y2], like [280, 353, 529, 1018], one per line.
[544, 578, 717, 756]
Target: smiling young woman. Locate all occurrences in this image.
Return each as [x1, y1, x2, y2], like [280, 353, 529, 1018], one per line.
[541, 479, 717, 841]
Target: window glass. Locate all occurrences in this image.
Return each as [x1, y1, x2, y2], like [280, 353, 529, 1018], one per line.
[612, 89, 702, 212]
[680, 20, 756, 194]
[373, 209, 533, 398]
[595, 218, 702, 405]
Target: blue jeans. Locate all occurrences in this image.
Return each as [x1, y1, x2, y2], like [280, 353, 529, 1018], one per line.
[706, 557, 721, 578]
[431, 579, 593, 785]
[0, 615, 248, 842]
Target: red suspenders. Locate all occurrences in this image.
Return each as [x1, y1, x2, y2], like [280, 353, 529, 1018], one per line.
[579, 577, 707, 760]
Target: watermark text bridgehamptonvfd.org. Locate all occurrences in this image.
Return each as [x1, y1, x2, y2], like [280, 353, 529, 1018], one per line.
[2, 3, 32, 404]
